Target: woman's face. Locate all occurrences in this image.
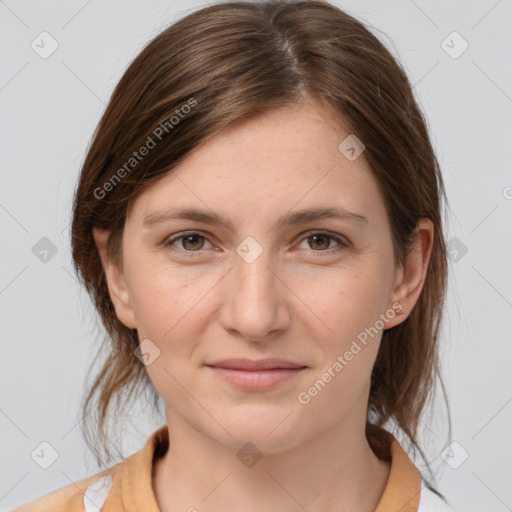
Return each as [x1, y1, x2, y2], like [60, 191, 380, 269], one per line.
[97, 100, 427, 453]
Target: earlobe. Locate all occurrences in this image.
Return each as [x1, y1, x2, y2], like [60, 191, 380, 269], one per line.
[385, 219, 434, 329]
[92, 227, 137, 330]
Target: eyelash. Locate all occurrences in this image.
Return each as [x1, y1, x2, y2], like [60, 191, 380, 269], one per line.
[163, 230, 350, 258]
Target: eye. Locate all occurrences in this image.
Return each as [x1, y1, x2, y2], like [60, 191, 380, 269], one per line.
[163, 231, 212, 255]
[163, 230, 350, 258]
[296, 231, 350, 254]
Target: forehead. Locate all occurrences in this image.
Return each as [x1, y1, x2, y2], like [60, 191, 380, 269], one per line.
[127, 102, 386, 228]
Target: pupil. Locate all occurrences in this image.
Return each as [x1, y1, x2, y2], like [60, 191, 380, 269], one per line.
[185, 235, 201, 249]
[312, 235, 328, 249]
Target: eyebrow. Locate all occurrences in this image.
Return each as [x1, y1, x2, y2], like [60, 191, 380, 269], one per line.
[142, 205, 368, 231]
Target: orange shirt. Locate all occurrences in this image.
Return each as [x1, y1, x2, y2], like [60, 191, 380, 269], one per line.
[12, 425, 453, 511]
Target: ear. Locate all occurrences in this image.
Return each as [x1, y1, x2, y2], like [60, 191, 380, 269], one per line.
[385, 218, 434, 329]
[92, 227, 137, 330]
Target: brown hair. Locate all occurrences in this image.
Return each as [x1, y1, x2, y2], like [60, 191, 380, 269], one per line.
[71, 0, 451, 498]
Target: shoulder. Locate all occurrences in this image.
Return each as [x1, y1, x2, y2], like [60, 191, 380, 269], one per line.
[11, 466, 122, 512]
[11, 425, 168, 512]
[418, 485, 457, 512]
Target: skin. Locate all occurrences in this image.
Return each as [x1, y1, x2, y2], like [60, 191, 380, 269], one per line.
[93, 98, 433, 512]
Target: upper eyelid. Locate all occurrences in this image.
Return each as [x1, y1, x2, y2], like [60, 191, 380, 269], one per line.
[164, 230, 214, 245]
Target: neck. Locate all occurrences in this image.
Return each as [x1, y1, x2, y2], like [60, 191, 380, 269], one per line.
[152, 411, 391, 512]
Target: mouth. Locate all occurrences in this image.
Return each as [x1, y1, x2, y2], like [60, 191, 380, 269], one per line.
[205, 358, 307, 390]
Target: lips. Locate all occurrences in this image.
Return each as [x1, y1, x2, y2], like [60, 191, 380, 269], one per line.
[206, 358, 306, 371]
[205, 358, 307, 390]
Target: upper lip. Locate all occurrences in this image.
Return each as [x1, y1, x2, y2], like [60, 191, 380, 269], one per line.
[206, 358, 306, 371]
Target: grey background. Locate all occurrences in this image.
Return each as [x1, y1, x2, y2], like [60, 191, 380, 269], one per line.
[1, 0, 511, 510]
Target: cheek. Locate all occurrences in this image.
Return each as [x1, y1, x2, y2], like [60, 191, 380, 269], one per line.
[128, 262, 218, 345]
[129, 269, 209, 398]
[298, 264, 389, 343]
[294, 271, 385, 420]
[293, 260, 391, 403]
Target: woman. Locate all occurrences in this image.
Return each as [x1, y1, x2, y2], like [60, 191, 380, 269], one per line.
[14, 0, 454, 510]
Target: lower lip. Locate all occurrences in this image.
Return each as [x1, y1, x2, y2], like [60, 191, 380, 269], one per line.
[207, 366, 306, 390]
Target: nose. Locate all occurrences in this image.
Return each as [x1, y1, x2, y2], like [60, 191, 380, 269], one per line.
[219, 244, 291, 343]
